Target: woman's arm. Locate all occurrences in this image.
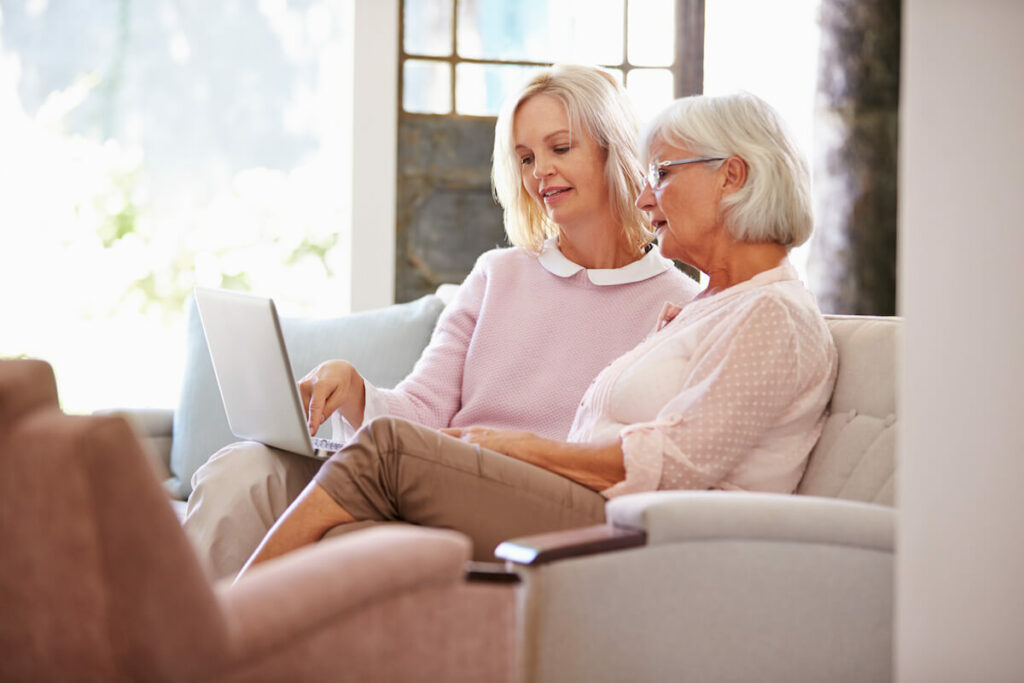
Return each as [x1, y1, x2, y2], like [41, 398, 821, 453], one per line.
[298, 255, 491, 440]
[604, 296, 828, 497]
[441, 427, 625, 491]
[375, 259, 487, 427]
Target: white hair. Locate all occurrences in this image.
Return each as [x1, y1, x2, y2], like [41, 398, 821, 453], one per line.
[641, 92, 814, 248]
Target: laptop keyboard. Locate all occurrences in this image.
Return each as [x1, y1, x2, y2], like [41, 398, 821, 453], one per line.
[311, 436, 346, 453]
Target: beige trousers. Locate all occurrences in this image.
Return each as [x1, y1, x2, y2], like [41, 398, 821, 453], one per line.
[184, 417, 606, 579]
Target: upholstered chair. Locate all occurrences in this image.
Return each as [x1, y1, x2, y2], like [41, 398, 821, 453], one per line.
[0, 359, 518, 683]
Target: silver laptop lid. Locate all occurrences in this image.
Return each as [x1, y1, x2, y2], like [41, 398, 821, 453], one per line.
[193, 286, 317, 458]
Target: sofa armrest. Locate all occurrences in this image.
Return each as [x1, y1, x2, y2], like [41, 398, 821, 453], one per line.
[94, 408, 174, 482]
[496, 491, 892, 570]
[509, 492, 895, 683]
[94, 407, 174, 440]
[495, 524, 646, 566]
[218, 526, 473, 658]
[606, 490, 894, 552]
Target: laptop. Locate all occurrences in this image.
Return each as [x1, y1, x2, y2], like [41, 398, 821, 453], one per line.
[193, 286, 346, 460]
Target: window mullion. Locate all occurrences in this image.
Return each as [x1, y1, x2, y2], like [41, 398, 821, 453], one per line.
[450, 0, 458, 114]
[675, 0, 705, 96]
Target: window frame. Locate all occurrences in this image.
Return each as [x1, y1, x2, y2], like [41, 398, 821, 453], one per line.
[398, 0, 705, 118]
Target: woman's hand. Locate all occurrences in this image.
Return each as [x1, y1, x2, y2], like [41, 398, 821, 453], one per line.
[442, 426, 626, 492]
[656, 301, 684, 331]
[298, 360, 366, 435]
[440, 426, 542, 457]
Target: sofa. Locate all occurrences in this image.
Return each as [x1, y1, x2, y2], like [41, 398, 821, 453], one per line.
[105, 289, 899, 681]
[496, 314, 900, 682]
[107, 290, 452, 515]
[0, 358, 519, 682]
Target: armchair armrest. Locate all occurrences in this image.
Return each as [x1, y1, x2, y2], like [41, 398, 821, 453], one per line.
[464, 561, 522, 583]
[607, 490, 894, 552]
[219, 526, 472, 658]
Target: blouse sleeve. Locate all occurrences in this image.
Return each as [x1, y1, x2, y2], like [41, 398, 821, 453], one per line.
[601, 297, 801, 498]
[332, 254, 487, 437]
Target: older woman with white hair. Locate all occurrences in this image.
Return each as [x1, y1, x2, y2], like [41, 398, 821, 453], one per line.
[235, 92, 838, 578]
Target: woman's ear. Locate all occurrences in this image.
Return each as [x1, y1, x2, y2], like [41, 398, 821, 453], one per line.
[720, 156, 748, 196]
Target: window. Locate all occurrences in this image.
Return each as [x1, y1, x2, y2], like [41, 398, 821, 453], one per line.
[703, 0, 822, 282]
[0, 1, 353, 413]
[400, 0, 690, 124]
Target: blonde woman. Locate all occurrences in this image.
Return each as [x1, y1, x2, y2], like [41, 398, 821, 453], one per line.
[185, 65, 699, 578]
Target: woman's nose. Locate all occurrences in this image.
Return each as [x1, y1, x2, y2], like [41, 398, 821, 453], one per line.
[532, 154, 554, 179]
[635, 182, 655, 210]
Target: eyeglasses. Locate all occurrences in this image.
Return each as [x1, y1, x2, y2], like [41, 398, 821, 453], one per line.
[646, 156, 726, 190]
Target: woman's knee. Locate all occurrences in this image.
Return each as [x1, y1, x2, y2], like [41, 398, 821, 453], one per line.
[363, 416, 404, 450]
[354, 416, 426, 467]
[365, 416, 467, 457]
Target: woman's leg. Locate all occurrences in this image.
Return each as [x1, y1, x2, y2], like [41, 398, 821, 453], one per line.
[237, 480, 357, 579]
[184, 441, 321, 579]
[321, 417, 607, 561]
[238, 417, 607, 577]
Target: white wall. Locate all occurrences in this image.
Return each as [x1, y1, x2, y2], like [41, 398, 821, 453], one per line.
[898, 1, 1024, 680]
[345, 0, 398, 311]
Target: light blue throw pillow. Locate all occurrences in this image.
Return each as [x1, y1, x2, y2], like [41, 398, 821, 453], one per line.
[167, 293, 445, 499]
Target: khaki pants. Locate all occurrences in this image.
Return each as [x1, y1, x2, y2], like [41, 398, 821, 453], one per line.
[184, 417, 607, 579]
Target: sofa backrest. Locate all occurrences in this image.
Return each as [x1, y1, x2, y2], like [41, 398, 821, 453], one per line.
[796, 315, 900, 506]
[167, 293, 446, 499]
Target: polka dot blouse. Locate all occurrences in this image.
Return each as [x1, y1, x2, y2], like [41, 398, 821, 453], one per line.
[568, 260, 838, 498]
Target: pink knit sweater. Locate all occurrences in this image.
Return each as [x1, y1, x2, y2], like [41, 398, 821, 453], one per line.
[335, 239, 700, 441]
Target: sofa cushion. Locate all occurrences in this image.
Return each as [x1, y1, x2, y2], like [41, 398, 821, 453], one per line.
[167, 294, 445, 499]
[797, 315, 900, 505]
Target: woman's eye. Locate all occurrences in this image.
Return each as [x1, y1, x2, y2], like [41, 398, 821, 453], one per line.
[519, 155, 533, 166]
[554, 145, 570, 154]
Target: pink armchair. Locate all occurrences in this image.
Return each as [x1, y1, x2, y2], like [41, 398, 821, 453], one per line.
[0, 359, 518, 682]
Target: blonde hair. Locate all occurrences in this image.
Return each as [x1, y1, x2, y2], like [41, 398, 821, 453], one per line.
[640, 92, 814, 248]
[492, 64, 652, 252]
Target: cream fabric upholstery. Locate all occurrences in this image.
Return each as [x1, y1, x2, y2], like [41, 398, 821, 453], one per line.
[798, 315, 900, 504]
[511, 314, 901, 683]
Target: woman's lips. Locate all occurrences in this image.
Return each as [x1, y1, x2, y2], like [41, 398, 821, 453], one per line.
[542, 187, 572, 204]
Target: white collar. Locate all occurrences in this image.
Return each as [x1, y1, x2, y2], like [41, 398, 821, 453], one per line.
[536, 237, 675, 286]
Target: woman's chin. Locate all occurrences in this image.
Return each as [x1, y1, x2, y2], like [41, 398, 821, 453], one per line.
[658, 241, 681, 261]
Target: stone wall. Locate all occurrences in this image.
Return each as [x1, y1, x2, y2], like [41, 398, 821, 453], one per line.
[395, 115, 506, 302]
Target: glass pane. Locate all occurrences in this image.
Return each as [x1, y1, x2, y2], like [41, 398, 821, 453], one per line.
[626, 68, 675, 125]
[628, 0, 675, 66]
[457, 0, 624, 65]
[455, 63, 546, 116]
[403, 60, 452, 114]
[403, 0, 453, 57]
